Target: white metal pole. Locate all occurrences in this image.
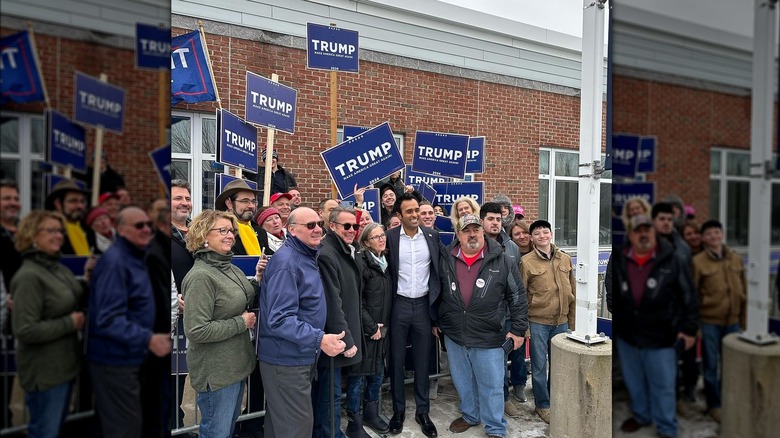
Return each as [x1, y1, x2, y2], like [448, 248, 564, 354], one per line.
[741, 0, 778, 345]
[567, 0, 608, 344]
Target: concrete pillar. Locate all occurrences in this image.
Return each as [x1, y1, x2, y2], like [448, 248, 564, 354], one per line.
[550, 333, 612, 438]
[722, 333, 780, 438]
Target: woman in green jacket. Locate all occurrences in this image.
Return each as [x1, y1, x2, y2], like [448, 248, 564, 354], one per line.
[11, 210, 86, 438]
[182, 209, 260, 438]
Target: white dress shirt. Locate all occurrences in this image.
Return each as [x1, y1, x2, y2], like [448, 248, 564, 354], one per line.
[397, 227, 431, 298]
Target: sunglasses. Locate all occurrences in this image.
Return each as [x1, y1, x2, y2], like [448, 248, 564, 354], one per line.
[332, 222, 359, 231]
[291, 220, 324, 230]
[132, 221, 154, 230]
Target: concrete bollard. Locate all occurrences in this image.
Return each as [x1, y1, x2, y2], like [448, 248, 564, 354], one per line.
[550, 333, 612, 438]
[722, 333, 780, 438]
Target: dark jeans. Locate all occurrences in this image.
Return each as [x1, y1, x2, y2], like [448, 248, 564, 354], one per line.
[502, 320, 527, 400]
[90, 363, 142, 438]
[345, 360, 384, 413]
[312, 364, 344, 438]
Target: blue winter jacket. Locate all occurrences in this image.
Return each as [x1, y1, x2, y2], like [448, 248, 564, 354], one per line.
[87, 237, 154, 366]
[258, 235, 326, 366]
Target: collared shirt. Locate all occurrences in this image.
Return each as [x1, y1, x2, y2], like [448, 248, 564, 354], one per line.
[397, 227, 431, 298]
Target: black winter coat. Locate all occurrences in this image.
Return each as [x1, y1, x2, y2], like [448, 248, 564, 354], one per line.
[317, 232, 364, 368]
[351, 250, 392, 375]
[171, 223, 194, 293]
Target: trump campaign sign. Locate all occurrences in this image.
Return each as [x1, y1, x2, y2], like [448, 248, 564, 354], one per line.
[431, 181, 485, 213]
[343, 125, 369, 140]
[416, 182, 437, 204]
[412, 131, 470, 179]
[47, 109, 87, 172]
[1, 30, 46, 104]
[245, 71, 297, 134]
[321, 122, 405, 199]
[171, 30, 217, 105]
[306, 23, 359, 72]
[465, 136, 486, 174]
[216, 109, 258, 172]
[135, 23, 170, 70]
[611, 134, 641, 178]
[637, 137, 657, 174]
[73, 71, 126, 134]
[342, 188, 380, 224]
[148, 144, 171, 198]
[404, 165, 451, 187]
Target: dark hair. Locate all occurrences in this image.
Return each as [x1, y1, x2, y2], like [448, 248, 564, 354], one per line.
[171, 179, 191, 192]
[529, 219, 552, 234]
[433, 203, 447, 215]
[392, 192, 419, 215]
[0, 179, 18, 191]
[700, 220, 723, 234]
[479, 202, 503, 220]
[651, 202, 674, 219]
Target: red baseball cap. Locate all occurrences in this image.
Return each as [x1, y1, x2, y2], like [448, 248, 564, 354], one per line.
[98, 192, 119, 204]
[269, 192, 292, 205]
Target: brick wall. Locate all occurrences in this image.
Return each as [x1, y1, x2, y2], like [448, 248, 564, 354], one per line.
[1, 27, 170, 209]
[173, 28, 607, 220]
[612, 75, 755, 221]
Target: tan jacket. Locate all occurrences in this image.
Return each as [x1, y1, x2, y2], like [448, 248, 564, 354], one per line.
[520, 244, 576, 329]
[692, 245, 746, 327]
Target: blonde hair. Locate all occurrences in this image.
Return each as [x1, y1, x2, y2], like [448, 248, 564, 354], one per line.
[186, 209, 238, 252]
[449, 196, 481, 231]
[15, 210, 66, 252]
[621, 196, 652, 229]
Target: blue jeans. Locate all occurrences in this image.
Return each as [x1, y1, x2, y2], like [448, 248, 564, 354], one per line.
[701, 322, 740, 410]
[616, 337, 677, 437]
[345, 361, 384, 413]
[196, 380, 245, 438]
[313, 365, 344, 438]
[444, 336, 507, 437]
[503, 320, 527, 400]
[529, 321, 568, 409]
[25, 381, 72, 438]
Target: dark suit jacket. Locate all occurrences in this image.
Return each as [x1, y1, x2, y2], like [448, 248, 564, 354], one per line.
[386, 225, 444, 321]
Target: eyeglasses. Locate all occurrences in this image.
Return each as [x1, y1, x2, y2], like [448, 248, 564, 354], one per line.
[332, 222, 359, 231]
[132, 221, 154, 230]
[290, 220, 324, 230]
[235, 198, 258, 205]
[369, 233, 387, 241]
[210, 227, 236, 235]
[39, 227, 65, 234]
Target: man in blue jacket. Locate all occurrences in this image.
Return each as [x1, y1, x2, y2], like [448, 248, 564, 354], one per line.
[87, 206, 171, 438]
[258, 207, 347, 438]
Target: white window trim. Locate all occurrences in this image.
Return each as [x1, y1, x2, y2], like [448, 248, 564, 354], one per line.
[1, 111, 46, 216]
[172, 110, 216, 216]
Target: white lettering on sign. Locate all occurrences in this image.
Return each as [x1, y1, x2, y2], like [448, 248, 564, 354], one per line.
[468, 149, 480, 159]
[436, 193, 479, 204]
[334, 142, 393, 177]
[140, 39, 170, 55]
[0, 47, 19, 69]
[78, 91, 122, 114]
[408, 175, 448, 185]
[224, 129, 256, 152]
[614, 193, 651, 205]
[53, 129, 86, 153]
[364, 201, 376, 211]
[638, 149, 652, 160]
[311, 40, 356, 55]
[417, 146, 463, 162]
[171, 48, 190, 69]
[250, 92, 293, 114]
[613, 149, 635, 161]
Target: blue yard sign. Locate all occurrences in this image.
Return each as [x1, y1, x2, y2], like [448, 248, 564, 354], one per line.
[611, 134, 640, 178]
[465, 136, 486, 174]
[73, 71, 126, 134]
[306, 23, 359, 73]
[321, 122, 405, 199]
[416, 182, 437, 204]
[612, 181, 655, 247]
[135, 23, 170, 70]
[214, 173, 258, 203]
[434, 215, 454, 233]
[1, 30, 46, 104]
[343, 125, 369, 140]
[412, 131, 470, 179]
[404, 165, 451, 186]
[431, 181, 485, 213]
[636, 136, 656, 174]
[216, 109, 258, 172]
[343, 188, 381, 225]
[47, 109, 87, 172]
[245, 71, 298, 134]
[170, 30, 217, 105]
[148, 144, 171, 198]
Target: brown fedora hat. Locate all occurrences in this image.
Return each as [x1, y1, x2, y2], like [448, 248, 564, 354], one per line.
[215, 178, 260, 211]
[44, 178, 89, 210]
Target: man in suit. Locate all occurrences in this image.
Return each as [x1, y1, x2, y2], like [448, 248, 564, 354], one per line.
[385, 192, 443, 437]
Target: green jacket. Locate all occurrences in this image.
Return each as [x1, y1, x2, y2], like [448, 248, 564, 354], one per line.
[183, 249, 257, 392]
[11, 251, 85, 391]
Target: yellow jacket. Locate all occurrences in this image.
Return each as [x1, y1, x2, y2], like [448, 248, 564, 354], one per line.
[520, 244, 576, 329]
[692, 245, 746, 327]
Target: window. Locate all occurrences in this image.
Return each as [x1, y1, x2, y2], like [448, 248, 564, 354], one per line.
[710, 148, 780, 247]
[171, 111, 218, 215]
[1, 112, 47, 216]
[538, 148, 612, 248]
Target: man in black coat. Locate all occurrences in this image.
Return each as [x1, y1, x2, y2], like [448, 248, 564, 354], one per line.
[385, 193, 444, 437]
[313, 207, 364, 438]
